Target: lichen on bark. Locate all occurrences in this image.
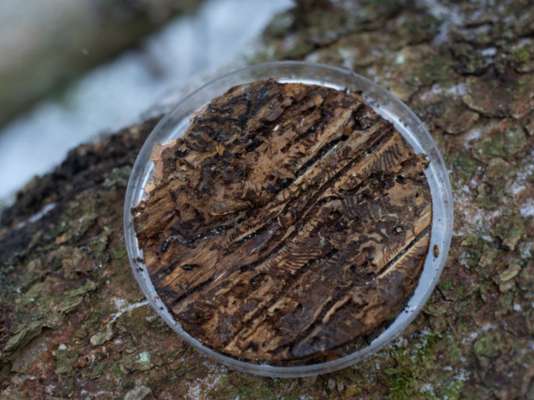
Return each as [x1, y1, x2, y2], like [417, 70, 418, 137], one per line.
[1, 0, 534, 399]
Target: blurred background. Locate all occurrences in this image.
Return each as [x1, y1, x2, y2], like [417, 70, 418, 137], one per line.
[0, 0, 292, 203]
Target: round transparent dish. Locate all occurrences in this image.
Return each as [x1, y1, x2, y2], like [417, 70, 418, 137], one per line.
[123, 61, 453, 378]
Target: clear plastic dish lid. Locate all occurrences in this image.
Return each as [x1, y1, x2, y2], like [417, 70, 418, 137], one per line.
[123, 61, 453, 378]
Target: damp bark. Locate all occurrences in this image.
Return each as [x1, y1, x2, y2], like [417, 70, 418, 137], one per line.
[132, 80, 432, 364]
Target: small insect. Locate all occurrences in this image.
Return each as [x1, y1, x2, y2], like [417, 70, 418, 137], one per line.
[433, 244, 440, 258]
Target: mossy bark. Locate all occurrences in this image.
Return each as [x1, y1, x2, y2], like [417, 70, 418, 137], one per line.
[1, 1, 533, 399]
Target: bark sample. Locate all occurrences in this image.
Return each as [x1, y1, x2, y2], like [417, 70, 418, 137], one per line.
[1, 1, 533, 398]
[133, 80, 432, 364]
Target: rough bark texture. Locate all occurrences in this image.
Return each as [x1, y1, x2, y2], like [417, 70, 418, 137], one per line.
[133, 80, 431, 364]
[1, 0, 534, 399]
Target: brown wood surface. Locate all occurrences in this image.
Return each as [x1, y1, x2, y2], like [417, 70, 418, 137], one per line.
[132, 80, 432, 364]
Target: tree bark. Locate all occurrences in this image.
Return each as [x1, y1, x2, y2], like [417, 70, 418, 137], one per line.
[133, 80, 432, 365]
[1, 1, 533, 399]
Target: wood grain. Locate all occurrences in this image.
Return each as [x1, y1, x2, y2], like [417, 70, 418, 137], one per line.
[132, 80, 432, 364]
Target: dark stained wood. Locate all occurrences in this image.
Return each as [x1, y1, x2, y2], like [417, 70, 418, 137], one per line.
[132, 80, 432, 364]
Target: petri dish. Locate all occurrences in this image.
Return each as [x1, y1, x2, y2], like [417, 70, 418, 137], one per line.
[123, 61, 453, 378]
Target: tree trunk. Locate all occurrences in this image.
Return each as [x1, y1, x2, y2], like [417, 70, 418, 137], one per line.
[1, 1, 533, 399]
[0, 0, 201, 127]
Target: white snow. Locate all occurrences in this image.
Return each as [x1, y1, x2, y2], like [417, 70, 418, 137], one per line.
[520, 199, 534, 218]
[418, 0, 463, 45]
[463, 127, 482, 146]
[110, 299, 149, 323]
[14, 202, 56, 230]
[420, 383, 435, 394]
[0, 0, 292, 201]
[481, 47, 497, 57]
[508, 150, 534, 196]
[186, 370, 223, 400]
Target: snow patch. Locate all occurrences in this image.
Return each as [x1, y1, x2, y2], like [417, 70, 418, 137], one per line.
[454, 369, 469, 382]
[113, 297, 127, 311]
[481, 47, 497, 57]
[110, 299, 149, 323]
[338, 47, 356, 68]
[462, 323, 496, 344]
[508, 150, 534, 196]
[464, 127, 481, 145]
[454, 185, 502, 237]
[520, 199, 534, 218]
[15, 202, 56, 230]
[395, 52, 406, 65]
[187, 384, 201, 400]
[445, 83, 466, 97]
[186, 371, 223, 400]
[420, 383, 435, 394]
[418, 0, 463, 45]
[0, 0, 292, 201]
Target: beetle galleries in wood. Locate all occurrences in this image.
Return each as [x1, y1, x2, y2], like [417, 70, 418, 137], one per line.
[132, 79, 432, 365]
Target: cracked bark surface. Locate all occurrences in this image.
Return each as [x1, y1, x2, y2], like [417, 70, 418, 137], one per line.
[1, 1, 533, 399]
[133, 80, 431, 364]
